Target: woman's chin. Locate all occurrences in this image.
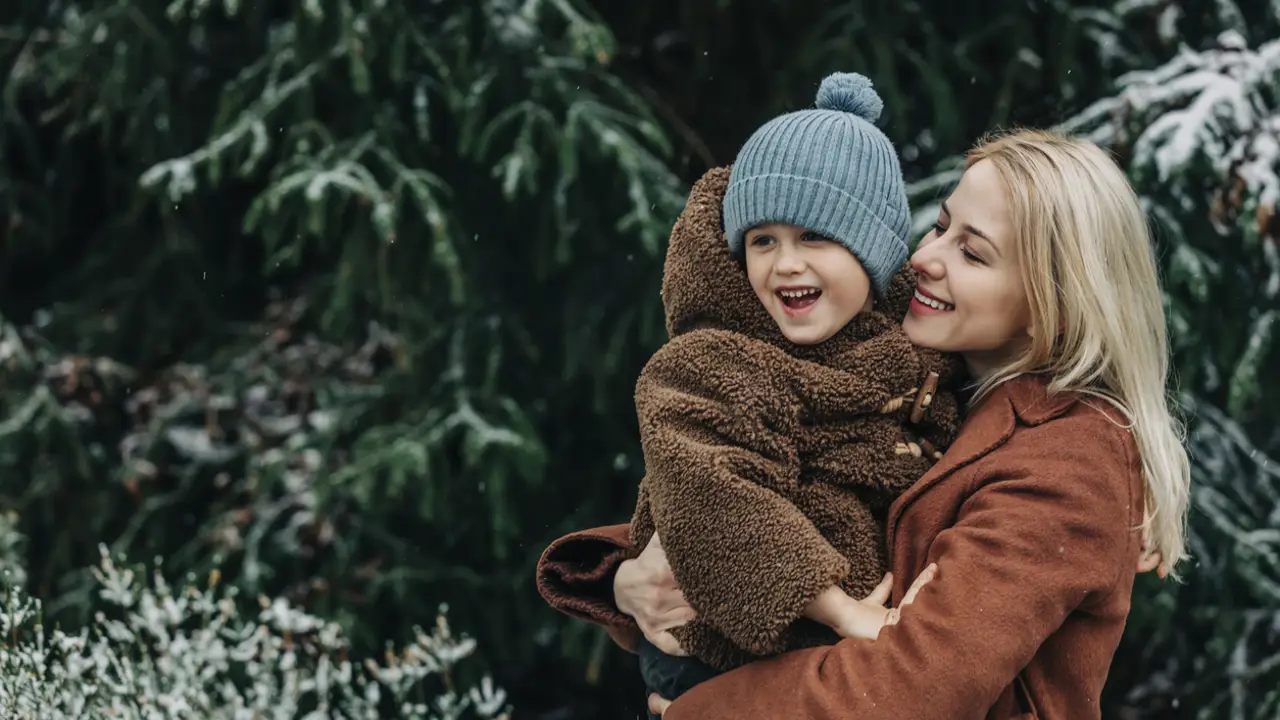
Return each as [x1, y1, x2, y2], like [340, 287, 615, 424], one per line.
[901, 315, 925, 342]
[902, 317, 947, 351]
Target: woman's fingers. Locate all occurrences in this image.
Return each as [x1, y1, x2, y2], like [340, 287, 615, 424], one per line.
[637, 532, 693, 614]
[1135, 526, 1170, 577]
[901, 563, 937, 607]
[658, 603, 698, 625]
[862, 572, 893, 607]
[642, 591, 695, 630]
[618, 532, 695, 633]
[656, 587, 695, 615]
[632, 595, 695, 650]
[1136, 549, 1163, 574]
[648, 630, 689, 657]
[648, 693, 673, 716]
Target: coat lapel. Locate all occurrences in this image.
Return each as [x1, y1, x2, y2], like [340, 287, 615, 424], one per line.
[885, 388, 1018, 551]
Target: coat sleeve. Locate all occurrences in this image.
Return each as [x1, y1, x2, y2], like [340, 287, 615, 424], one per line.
[535, 523, 641, 652]
[636, 330, 852, 657]
[664, 418, 1140, 719]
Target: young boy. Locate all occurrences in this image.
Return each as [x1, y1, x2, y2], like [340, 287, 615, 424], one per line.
[628, 72, 960, 709]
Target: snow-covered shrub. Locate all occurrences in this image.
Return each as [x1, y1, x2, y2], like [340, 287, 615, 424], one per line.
[0, 546, 510, 719]
[0, 511, 27, 589]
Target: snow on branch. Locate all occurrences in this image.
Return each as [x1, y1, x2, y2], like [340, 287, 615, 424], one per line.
[1060, 30, 1280, 214]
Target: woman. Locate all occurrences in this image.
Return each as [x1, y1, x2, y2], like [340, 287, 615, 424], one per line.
[537, 129, 1187, 719]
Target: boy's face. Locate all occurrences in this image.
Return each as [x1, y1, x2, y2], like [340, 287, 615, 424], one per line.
[743, 223, 873, 345]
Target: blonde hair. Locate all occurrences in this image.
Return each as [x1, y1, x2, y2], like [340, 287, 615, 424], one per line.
[966, 129, 1191, 576]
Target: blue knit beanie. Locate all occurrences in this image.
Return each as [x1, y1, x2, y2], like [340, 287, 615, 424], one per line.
[723, 72, 910, 297]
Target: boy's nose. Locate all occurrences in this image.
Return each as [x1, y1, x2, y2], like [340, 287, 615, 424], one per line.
[775, 246, 806, 274]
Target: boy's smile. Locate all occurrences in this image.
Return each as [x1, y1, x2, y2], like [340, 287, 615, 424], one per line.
[776, 285, 822, 315]
[744, 223, 873, 345]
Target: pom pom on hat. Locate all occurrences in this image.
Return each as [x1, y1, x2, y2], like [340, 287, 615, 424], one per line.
[815, 72, 883, 123]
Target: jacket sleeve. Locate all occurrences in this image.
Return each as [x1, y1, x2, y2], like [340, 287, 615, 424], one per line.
[664, 419, 1140, 719]
[535, 523, 642, 652]
[636, 329, 851, 657]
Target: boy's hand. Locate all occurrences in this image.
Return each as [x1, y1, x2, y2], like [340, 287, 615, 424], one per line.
[804, 564, 938, 640]
[803, 586, 867, 636]
[866, 563, 936, 633]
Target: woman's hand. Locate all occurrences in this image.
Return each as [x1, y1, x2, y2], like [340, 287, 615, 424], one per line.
[614, 533, 696, 656]
[1136, 526, 1168, 578]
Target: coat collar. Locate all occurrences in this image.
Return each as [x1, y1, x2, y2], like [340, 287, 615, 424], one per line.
[1002, 373, 1078, 426]
[885, 374, 1078, 546]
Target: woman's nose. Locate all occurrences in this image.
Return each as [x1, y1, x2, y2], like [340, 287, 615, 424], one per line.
[910, 242, 945, 279]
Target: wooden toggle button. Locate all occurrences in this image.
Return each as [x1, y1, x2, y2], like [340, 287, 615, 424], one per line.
[909, 371, 939, 424]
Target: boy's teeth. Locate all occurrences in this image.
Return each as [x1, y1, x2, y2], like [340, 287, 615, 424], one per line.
[779, 288, 819, 298]
[914, 290, 954, 311]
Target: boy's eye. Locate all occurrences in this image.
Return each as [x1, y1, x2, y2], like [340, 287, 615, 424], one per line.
[801, 231, 830, 243]
[749, 234, 775, 247]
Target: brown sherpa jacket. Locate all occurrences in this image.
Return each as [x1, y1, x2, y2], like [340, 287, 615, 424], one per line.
[629, 167, 963, 671]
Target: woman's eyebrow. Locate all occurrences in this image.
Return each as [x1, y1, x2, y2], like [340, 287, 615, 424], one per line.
[940, 200, 1002, 257]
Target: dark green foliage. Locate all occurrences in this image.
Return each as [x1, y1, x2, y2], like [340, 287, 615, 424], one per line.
[1, 0, 683, 712]
[1109, 397, 1280, 719]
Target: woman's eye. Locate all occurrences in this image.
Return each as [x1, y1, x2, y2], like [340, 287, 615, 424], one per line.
[931, 222, 947, 236]
[961, 245, 986, 264]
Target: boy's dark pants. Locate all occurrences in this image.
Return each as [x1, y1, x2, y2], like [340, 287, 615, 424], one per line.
[636, 637, 723, 719]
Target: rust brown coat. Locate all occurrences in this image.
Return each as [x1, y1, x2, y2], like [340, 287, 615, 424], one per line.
[628, 167, 960, 670]
[537, 374, 1146, 719]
